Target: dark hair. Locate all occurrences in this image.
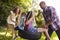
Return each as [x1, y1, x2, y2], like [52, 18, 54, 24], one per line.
[13, 6, 21, 14]
[39, 1, 46, 5]
[26, 11, 32, 20]
[21, 12, 26, 16]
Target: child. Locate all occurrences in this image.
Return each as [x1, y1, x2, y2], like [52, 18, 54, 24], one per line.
[17, 13, 26, 30]
[5, 6, 21, 39]
[25, 11, 50, 40]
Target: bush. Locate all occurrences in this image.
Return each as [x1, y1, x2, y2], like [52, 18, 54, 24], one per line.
[0, 0, 31, 26]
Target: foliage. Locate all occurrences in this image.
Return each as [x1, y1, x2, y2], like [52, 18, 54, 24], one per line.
[0, 0, 44, 27]
[35, 10, 44, 27]
[0, 0, 31, 26]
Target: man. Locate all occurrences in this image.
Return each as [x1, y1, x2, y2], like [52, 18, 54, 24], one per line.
[39, 1, 60, 40]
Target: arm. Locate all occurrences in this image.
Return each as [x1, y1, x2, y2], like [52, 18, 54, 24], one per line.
[10, 11, 16, 23]
[42, 21, 52, 28]
[43, 7, 56, 28]
[26, 12, 34, 25]
[17, 12, 22, 25]
[46, 7, 56, 26]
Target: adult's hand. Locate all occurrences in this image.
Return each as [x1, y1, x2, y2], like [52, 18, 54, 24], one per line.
[42, 24, 48, 29]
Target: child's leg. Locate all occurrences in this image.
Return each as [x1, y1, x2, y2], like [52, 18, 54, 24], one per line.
[12, 25, 16, 39]
[37, 28, 50, 40]
[5, 24, 9, 35]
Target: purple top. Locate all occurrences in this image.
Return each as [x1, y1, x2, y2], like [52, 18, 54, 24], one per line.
[43, 6, 60, 30]
[27, 19, 34, 30]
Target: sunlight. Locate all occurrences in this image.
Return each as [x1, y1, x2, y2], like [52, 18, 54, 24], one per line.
[38, 0, 60, 20]
[0, 32, 11, 36]
[31, 0, 60, 20]
[52, 37, 59, 40]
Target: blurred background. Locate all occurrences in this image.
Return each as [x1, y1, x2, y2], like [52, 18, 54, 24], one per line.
[0, 0, 60, 40]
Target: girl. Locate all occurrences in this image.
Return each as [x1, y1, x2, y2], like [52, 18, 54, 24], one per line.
[17, 13, 26, 30]
[25, 11, 50, 40]
[14, 13, 26, 40]
[5, 6, 21, 39]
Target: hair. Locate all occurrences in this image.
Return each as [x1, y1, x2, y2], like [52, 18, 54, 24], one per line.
[21, 12, 26, 16]
[12, 6, 21, 14]
[39, 1, 46, 5]
[26, 11, 32, 20]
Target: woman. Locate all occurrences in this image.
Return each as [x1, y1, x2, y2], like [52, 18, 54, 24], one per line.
[5, 6, 21, 39]
[25, 11, 50, 40]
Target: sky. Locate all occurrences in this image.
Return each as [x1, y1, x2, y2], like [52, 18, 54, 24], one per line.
[35, 0, 60, 20]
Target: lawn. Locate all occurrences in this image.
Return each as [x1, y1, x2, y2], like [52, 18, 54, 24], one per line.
[0, 27, 59, 40]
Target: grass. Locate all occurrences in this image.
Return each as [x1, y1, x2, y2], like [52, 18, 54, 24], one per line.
[0, 27, 59, 40]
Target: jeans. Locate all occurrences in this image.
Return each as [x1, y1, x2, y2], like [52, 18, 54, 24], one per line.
[45, 25, 60, 40]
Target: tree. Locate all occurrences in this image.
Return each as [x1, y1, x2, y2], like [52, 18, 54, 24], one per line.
[0, 0, 31, 26]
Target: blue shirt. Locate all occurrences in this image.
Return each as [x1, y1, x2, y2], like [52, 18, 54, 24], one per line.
[18, 16, 25, 30]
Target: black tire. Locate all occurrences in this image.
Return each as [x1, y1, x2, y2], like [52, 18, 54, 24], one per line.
[18, 29, 42, 40]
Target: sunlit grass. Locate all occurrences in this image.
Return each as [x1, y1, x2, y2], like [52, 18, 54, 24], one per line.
[0, 27, 59, 40]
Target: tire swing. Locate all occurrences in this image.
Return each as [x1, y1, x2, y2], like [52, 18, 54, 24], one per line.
[17, 0, 42, 39]
[16, 11, 42, 40]
[18, 29, 41, 40]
